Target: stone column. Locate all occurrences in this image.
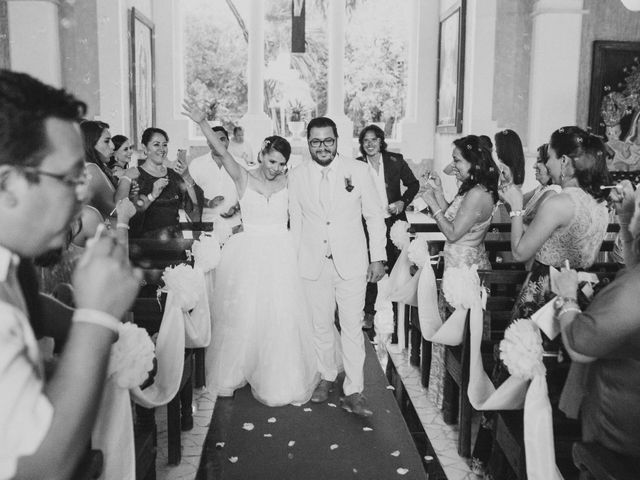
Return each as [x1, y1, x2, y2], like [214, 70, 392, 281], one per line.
[527, 0, 587, 149]
[7, 0, 61, 86]
[240, 0, 272, 155]
[397, 0, 439, 165]
[326, 0, 353, 155]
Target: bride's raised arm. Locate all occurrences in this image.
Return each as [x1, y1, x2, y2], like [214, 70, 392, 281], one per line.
[181, 98, 246, 190]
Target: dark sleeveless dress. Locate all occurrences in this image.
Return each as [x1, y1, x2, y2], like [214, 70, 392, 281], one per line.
[130, 167, 189, 239]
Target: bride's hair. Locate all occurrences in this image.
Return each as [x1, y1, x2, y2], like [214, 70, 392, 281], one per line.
[260, 135, 291, 162]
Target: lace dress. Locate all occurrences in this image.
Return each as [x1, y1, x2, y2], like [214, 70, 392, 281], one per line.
[427, 192, 495, 408]
[204, 182, 319, 406]
[473, 187, 610, 477]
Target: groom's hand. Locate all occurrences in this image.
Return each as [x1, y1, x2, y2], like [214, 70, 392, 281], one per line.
[367, 261, 386, 283]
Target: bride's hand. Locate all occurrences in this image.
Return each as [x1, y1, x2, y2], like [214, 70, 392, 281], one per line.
[181, 98, 207, 123]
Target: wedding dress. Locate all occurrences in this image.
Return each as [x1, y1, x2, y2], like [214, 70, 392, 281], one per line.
[205, 182, 319, 406]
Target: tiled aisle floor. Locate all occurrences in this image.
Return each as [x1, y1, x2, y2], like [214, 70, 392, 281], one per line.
[155, 342, 482, 480]
[385, 344, 482, 480]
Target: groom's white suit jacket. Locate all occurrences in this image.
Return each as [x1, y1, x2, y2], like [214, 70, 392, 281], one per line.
[289, 154, 387, 281]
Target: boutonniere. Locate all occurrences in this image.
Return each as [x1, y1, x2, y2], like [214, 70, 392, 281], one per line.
[344, 175, 354, 192]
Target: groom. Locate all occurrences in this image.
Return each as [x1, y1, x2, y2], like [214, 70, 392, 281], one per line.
[289, 117, 387, 417]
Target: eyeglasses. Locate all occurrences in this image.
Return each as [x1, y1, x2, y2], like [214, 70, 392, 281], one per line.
[363, 138, 381, 145]
[21, 165, 90, 189]
[309, 138, 336, 148]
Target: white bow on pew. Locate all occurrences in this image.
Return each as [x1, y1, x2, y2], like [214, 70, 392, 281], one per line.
[93, 234, 220, 479]
[415, 260, 563, 480]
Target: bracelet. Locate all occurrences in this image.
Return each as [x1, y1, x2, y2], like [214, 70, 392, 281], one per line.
[116, 223, 130, 230]
[432, 208, 443, 218]
[509, 210, 525, 218]
[73, 309, 120, 334]
[147, 193, 155, 202]
[119, 176, 132, 183]
[558, 306, 581, 317]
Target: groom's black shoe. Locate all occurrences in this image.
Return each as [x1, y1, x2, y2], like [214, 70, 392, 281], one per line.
[311, 379, 334, 403]
[340, 393, 373, 417]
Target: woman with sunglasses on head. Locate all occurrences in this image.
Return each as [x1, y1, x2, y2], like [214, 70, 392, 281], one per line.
[182, 99, 319, 407]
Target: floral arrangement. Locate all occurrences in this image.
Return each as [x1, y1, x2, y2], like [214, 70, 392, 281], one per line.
[344, 175, 354, 192]
[191, 234, 221, 272]
[441, 264, 481, 309]
[407, 238, 429, 268]
[162, 264, 204, 312]
[390, 220, 410, 250]
[499, 319, 545, 380]
[108, 323, 156, 389]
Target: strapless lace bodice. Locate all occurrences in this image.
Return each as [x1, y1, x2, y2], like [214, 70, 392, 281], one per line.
[535, 187, 609, 269]
[444, 194, 495, 248]
[443, 193, 495, 270]
[239, 184, 289, 234]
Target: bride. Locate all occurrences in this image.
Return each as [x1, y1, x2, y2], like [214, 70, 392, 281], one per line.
[182, 100, 319, 406]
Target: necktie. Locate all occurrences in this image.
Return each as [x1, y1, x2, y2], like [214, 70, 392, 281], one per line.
[319, 168, 330, 216]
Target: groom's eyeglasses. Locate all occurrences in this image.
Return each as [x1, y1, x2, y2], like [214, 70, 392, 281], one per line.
[309, 138, 336, 148]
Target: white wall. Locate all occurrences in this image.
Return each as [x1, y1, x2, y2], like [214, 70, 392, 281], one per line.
[8, 0, 61, 87]
[95, 0, 188, 158]
[435, 0, 500, 198]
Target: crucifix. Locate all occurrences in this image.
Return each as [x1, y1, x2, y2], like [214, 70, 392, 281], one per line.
[292, 0, 305, 53]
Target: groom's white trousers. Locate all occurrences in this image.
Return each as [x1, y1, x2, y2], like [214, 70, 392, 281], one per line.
[302, 256, 367, 396]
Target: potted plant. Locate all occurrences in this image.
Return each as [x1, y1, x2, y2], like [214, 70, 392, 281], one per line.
[288, 100, 306, 138]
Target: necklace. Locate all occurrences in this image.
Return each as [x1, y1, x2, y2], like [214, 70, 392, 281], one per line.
[143, 163, 167, 177]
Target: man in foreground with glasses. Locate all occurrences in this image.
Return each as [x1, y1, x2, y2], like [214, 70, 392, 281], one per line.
[356, 124, 419, 336]
[0, 70, 141, 479]
[289, 116, 387, 417]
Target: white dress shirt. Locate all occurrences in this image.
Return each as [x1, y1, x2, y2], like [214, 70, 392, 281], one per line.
[366, 155, 390, 218]
[228, 140, 256, 169]
[0, 245, 53, 479]
[189, 153, 242, 226]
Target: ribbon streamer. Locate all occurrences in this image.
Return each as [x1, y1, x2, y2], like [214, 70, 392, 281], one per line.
[92, 261, 215, 478]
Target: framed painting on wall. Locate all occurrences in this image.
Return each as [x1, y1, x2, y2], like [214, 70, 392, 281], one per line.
[588, 41, 640, 171]
[129, 7, 156, 145]
[436, 1, 466, 133]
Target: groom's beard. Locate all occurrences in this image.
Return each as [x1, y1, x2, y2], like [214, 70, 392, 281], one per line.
[310, 148, 336, 167]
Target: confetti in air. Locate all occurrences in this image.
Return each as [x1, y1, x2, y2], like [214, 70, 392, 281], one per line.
[330, 444, 339, 450]
[268, 417, 277, 423]
[391, 450, 400, 457]
[397, 467, 409, 475]
[242, 423, 254, 431]
[229, 456, 238, 463]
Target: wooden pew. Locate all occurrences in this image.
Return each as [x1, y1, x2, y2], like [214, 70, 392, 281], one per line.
[572, 442, 639, 480]
[408, 222, 620, 389]
[490, 269, 619, 478]
[129, 235, 200, 466]
[442, 269, 529, 458]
